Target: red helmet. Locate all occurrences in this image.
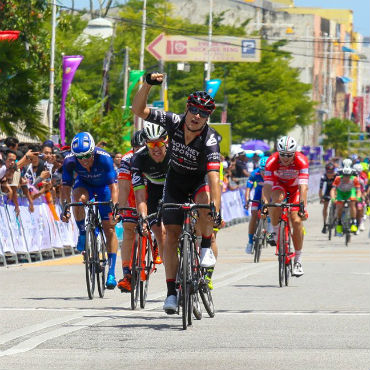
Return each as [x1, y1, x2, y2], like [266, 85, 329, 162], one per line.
[187, 91, 215, 114]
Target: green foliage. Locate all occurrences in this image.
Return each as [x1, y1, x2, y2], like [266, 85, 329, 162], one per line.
[0, 40, 47, 140]
[321, 118, 360, 156]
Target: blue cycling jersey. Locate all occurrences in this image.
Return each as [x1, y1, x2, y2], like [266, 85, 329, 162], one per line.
[62, 147, 117, 187]
[247, 168, 264, 200]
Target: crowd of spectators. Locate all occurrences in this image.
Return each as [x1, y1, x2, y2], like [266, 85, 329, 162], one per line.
[221, 149, 269, 192]
[0, 137, 67, 216]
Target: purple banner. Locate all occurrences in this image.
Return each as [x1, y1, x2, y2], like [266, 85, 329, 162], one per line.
[59, 55, 83, 145]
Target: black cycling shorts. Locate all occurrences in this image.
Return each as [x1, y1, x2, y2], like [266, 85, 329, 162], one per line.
[162, 168, 209, 225]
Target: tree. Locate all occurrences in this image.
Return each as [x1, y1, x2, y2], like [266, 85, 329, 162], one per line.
[321, 118, 360, 157]
[225, 41, 315, 142]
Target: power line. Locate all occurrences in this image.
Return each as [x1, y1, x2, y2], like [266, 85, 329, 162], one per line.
[53, 3, 370, 64]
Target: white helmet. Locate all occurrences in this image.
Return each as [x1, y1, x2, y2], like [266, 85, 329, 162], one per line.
[143, 121, 167, 141]
[342, 158, 352, 168]
[277, 136, 297, 153]
[342, 167, 352, 176]
[353, 163, 363, 174]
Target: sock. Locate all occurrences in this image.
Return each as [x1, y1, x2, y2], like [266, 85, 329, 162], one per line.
[76, 220, 86, 235]
[248, 233, 254, 244]
[166, 279, 176, 297]
[108, 253, 117, 276]
[206, 267, 214, 279]
[122, 262, 131, 276]
[201, 234, 212, 249]
[337, 218, 342, 225]
[295, 249, 302, 264]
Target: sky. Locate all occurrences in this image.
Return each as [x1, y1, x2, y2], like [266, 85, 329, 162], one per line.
[60, 0, 370, 37]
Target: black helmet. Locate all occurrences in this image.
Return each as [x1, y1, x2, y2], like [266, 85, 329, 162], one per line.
[187, 91, 216, 114]
[325, 162, 335, 172]
[130, 130, 145, 148]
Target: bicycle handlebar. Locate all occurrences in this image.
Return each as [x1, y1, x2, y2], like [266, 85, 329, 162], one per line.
[263, 202, 301, 208]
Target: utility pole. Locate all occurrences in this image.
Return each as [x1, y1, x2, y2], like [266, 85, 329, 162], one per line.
[327, 39, 334, 119]
[122, 46, 129, 109]
[205, 0, 213, 82]
[48, 0, 57, 140]
[137, 0, 147, 130]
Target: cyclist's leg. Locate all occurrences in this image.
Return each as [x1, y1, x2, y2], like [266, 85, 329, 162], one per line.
[72, 180, 90, 251]
[117, 217, 136, 292]
[161, 171, 188, 312]
[194, 185, 216, 268]
[269, 185, 285, 245]
[322, 199, 329, 232]
[97, 185, 118, 288]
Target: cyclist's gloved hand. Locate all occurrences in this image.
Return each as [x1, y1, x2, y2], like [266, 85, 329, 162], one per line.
[213, 212, 222, 228]
[60, 203, 71, 223]
[145, 72, 163, 85]
[261, 203, 269, 215]
[298, 201, 308, 219]
[244, 200, 250, 209]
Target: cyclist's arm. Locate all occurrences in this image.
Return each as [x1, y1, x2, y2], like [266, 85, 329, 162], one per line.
[132, 75, 163, 119]
[262, 183, 272, 204]
[207, 170, 221, 213]
[298, 184, 308, 206]
[245, 187, 251, 202]
[109, 182, 119, 205]
[134, 188, 147, 218]
[61, 185, 72, 204]
[118, 179, 131, 206]
[330, 185, 336, 200]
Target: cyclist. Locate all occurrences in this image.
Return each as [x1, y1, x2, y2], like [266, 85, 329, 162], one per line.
[61, 132, 119, 289]
[116, 130, 145, 292]
[319, 162, 336, 233]
[262, 136, 308, 277]
[330, 167, 361, 234]
[132, 73, 222, 314]
[353, 163, 367, 232]
[245, 156, 268, 254]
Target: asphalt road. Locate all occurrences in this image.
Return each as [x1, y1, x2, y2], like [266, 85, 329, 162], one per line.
[0, 202, 369, 370]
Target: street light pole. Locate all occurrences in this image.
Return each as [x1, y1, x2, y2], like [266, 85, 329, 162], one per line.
[206, 0, 213, 82]
[137, 0, 147, 130]
[49, 0, 57, 140]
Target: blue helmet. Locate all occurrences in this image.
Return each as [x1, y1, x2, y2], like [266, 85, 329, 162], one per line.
[71, 132, 95, 157]
[259, 156, 268, 170]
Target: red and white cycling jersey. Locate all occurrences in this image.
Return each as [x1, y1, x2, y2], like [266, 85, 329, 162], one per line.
[117, 149, 136, 208]
[264, 151, 309, 188]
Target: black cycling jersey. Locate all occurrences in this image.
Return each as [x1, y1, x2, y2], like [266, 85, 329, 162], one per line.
[130, 146, 170, 189]
[320, 173, 335, 198]
[145, 108, 220, 176]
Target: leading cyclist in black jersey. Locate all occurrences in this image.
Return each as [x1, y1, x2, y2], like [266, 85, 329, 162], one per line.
[132, 72, 222, 314]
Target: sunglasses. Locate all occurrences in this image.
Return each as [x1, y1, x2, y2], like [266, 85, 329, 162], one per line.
[279, 152, 294, 158]
[188, 105, 210, 118]
[146, 140, 166, 149]
[76, 153, 93, 160]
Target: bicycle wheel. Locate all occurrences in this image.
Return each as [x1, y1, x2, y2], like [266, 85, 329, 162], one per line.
[284, 225, 292, 287]
[328, 203, 335, 241]
[253, 220, 263, 263]
[130, 233, 141, 310]
[199, 271, 215, 318]
[96, 229, 108, 298]
[140, 236, 152, 309]
[84, 225, 96, 299]
[278, 222, 285, 288]
[180, 235, 191, 330]
[188, 241, 202, 320]
[342, 208, 351, 247]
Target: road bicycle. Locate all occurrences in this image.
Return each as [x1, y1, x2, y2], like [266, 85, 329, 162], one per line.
[160, 201, 216, 330]
[263, 201, 301, 287]
[63, 200, 110, 299]
[341, 200, 351, 246]
[117, 207, 160, 310]
[327, 199, 336, 241]
[249, 200, 268, 263]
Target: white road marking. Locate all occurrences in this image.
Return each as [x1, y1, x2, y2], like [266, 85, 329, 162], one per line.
[0, 261, 283, 357]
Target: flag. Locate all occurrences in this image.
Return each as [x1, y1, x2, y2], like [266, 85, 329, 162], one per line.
[59, 55, 84, 145]
[206, 79, 221, 98]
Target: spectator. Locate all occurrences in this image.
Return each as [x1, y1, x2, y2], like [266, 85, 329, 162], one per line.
[113, 152, 123, 172]
[3, 150, 21, 216]
[234, 151, 249, 179]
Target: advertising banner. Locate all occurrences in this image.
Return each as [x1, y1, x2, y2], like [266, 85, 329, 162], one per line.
[59, 55, 84, 145]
